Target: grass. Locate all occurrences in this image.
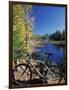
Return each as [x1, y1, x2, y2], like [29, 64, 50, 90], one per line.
[49, 40, 65, 46]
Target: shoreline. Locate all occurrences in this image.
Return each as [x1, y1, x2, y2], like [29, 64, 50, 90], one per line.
[32, 39, 65, 48]
[49, 40, 65, 46]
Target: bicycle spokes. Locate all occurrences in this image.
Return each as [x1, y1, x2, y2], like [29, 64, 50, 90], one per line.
[14, 64, 32, 83]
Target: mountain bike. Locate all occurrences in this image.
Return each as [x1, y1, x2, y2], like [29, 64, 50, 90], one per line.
[13, 52, 62, 86]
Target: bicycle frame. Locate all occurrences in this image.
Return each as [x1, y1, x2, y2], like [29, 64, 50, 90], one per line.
[28, 58, 55, 80]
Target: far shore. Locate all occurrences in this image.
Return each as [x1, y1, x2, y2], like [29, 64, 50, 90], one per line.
[31, 39, 65, 48]
[49, 40, 65, 46]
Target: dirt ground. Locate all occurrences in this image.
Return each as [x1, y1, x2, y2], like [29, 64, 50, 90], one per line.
[12, 59, 65, 88]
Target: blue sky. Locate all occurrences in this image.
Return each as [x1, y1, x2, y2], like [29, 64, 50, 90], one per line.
[32, 5, 65, 35]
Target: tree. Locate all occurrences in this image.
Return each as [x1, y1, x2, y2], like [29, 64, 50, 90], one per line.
[61, 30, 65, 40]
[13, 4, 34, 60]
[49, 31, 61, 41]
[42, 34, 48, 40]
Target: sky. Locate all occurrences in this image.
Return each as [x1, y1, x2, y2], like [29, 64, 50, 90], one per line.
[32, 5, 65, 35]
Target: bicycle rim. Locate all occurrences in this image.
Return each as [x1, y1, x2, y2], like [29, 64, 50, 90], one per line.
[46, 66, 62, 84]
[13, 64, 32, 85]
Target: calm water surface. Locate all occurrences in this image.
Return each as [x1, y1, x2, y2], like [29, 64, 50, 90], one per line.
[34, 43, 64, 65]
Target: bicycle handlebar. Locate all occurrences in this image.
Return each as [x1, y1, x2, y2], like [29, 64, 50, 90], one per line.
[45, 52, 53, 56]
[44, 52, 53, 60]
[47, 53, 53, 56]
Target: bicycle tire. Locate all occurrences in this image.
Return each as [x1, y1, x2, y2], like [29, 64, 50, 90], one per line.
[45, 65, 62, 84]
[13, 64, 32, 85]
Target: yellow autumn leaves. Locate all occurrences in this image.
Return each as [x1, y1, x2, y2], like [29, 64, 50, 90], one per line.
[13, 4, 33, 59]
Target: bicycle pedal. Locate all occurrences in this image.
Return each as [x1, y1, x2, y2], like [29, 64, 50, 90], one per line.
[41, 79, 47, 83]
[41, 77, 48, 83]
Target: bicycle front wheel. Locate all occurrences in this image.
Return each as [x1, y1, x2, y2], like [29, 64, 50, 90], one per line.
[13, 64, 32, 85]
[46, 66, 62, 84]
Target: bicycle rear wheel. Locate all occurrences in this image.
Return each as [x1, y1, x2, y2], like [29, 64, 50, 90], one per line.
[46, 66, 62, 84]
[13, 64, 32, 85]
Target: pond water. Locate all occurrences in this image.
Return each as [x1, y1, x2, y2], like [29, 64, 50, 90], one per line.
[33, 43, 65, 65]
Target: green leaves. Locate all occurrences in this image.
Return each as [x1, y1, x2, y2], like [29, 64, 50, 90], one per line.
[13, 4, 33, 60]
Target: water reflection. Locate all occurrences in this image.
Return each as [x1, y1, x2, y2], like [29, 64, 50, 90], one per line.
[34, 43, 64, 65]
